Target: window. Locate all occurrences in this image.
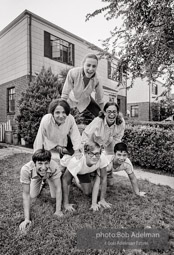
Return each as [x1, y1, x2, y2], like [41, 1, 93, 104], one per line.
[109, 94, 116, 102]
[44, 31, 74, 66]
[152, 83, 158, 95]
[131, 105, 139, 117]
[108, 61, 118, 81]
[108, 60, 127, 86]
[7, 87, 15, 113]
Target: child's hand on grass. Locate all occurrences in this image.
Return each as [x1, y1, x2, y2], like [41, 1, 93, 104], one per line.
[90, 203, 101, 211]
[19, 219, 31, 233]
[98, 199, 112, 209]
[54, 211, 64, 217]
[64, 203, 76, 212]
[139, 191, 146, 197]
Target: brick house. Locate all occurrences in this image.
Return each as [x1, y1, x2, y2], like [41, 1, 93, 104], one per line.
[127, 78, 165, 121]
[0, 9, 126, 131]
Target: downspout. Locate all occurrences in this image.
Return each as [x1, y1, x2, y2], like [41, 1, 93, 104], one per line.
[28, 14, 32, 82]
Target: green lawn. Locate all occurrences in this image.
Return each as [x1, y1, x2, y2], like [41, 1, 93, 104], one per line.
[1, 153, 174, 255]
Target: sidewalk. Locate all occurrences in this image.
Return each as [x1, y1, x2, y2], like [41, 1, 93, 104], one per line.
[0, 144, 33, 160]
[114, 168, 174, 190]
[0, 143, 174, 189]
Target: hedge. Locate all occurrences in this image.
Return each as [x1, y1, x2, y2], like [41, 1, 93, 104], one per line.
[126, 120, 174, 130]
[122, 125, 174, 174]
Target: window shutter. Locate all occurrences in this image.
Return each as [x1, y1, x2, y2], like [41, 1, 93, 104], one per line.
[44, 31, 52, 58]
[108, 61, 111, 79]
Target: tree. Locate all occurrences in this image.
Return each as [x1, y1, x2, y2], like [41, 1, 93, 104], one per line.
[16, 67, 61, 144]
[86, 0, 174, 90]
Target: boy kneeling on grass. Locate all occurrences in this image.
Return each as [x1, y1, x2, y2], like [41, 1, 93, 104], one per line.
[106, 142, 146, 197]
[61, 141, 111, 212]
[19, 148, 63, 233]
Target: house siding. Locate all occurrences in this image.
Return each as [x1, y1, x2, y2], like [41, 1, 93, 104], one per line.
[0, 16, 29, 85]
[30, 16, 119, 95]
[127, 78, 165, 121]
[0, 10, 126, 128]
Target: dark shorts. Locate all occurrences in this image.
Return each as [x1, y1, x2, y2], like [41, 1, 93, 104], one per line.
[77, 171, 97, 184]
[86, 97, 101, 117]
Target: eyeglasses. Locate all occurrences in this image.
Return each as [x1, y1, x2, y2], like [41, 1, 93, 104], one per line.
[88, 151, 101, 158]
[106, 110, 117, 115]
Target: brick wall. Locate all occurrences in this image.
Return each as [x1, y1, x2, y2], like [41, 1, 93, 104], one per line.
[117, 95, 126, 116]
[0, 75, 30, 130]
[127, 102, 151, 121]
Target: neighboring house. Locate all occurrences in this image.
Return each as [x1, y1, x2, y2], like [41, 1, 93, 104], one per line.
[0, 9, 126, 130]
[127, 78, 165, 121]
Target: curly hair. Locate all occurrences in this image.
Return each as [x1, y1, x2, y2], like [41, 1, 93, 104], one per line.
[98, 101, 123, 125]
[84, 140, 101, 154]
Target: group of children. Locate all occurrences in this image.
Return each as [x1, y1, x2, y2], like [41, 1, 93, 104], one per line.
[19, 53, 145, 233]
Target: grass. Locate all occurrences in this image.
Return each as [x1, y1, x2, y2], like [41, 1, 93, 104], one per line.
[1, 153, 174, 255]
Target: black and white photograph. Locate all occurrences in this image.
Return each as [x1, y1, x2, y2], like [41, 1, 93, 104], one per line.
[0, 0, 174, 254]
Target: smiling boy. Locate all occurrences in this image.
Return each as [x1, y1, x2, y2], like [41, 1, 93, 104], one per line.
[61, 141, 111, 212]
[19, 148, 63, 233]
[106, 142, 146, 197]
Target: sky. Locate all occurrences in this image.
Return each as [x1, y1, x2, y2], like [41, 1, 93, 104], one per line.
[0, 0, 117, 48]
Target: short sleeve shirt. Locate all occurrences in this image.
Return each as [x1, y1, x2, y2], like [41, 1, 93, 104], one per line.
[106, 155, 133, 175]
[20, 160, 62, 184]
[60, 153, 109, 177]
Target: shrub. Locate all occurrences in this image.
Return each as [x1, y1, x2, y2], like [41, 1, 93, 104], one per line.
[16, 67, 61, 144]
[123, 125, 174, 174]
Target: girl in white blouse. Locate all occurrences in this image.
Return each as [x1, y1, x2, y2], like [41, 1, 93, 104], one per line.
[82, 101, 125, 185]
[61, 53, 104, 117]
[82, 101, 125, 155]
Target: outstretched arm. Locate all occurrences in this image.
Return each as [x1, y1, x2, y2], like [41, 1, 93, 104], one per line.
[53, 178, 63, 217]
[98, 167, 112, 208]
[81, 117, 100, 145]
[19, 184, 31, 233]
[33, 117, 46, 152]
[69, 116, 82, 158]
[128, 172, 145, 196]
[95, 81, 104, 110]
[62, 169, 75, 211]
[61, 70, 73, 101]
[90, 173, 101, 211]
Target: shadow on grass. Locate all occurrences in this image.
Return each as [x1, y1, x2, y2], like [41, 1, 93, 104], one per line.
[0, 153, 174, 255]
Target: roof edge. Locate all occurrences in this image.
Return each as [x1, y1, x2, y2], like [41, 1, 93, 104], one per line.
[0, 9, 104, 52]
